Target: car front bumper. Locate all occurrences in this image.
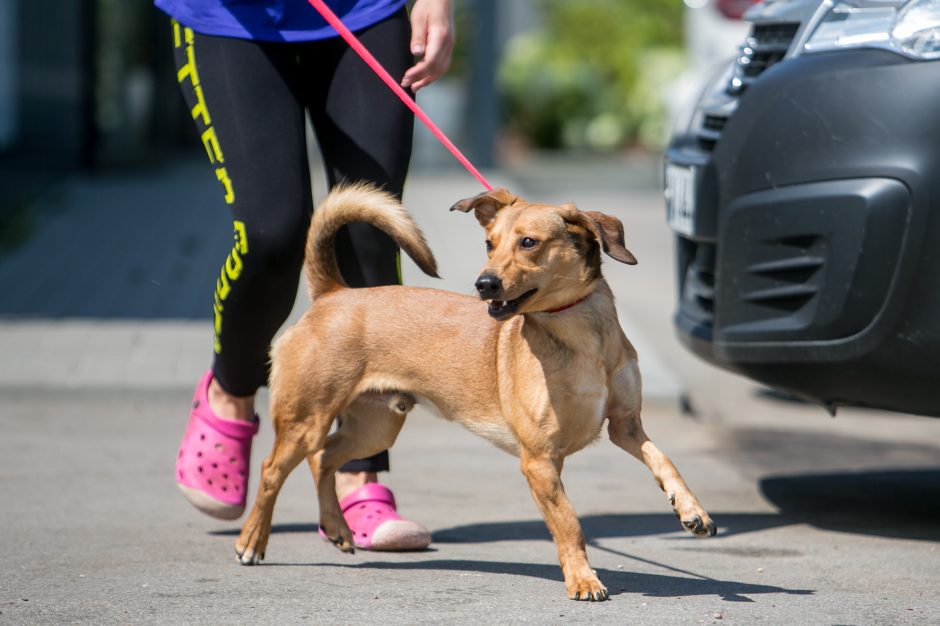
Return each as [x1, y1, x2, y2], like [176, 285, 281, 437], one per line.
[665, 48, 940, 416]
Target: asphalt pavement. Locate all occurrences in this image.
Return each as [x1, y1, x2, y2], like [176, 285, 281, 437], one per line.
[1, 154, 938, 625]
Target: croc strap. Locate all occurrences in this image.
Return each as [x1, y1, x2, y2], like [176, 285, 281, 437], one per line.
[338, 483, 398, 514]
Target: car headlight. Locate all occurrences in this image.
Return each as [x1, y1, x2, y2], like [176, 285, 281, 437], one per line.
[802, 0, 940, 60]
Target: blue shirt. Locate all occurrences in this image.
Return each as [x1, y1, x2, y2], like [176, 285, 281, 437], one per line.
[155, 0, 407, 42]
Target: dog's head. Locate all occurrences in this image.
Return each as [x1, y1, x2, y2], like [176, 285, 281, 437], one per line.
[451, 189, 637, 321]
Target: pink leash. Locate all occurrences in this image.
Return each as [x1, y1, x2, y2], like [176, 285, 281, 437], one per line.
[307, 0, 493, 191]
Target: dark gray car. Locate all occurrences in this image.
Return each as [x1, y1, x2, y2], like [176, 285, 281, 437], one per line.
[664, 0, 940, 416]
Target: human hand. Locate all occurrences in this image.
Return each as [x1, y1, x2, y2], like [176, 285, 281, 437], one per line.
[401, 0, 454, 92]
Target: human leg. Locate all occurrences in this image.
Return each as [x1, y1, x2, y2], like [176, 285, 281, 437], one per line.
[297, 11, 429, 548]
[171, 23, 314, 518]
[301, 9, 415, 482]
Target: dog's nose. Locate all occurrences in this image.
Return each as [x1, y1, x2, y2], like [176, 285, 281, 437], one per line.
[475, 273, 502, 299]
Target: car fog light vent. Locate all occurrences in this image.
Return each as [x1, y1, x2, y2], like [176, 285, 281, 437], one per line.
[703, 115, 727, 132]
[697, 115, 728, 152]
[751, 23, 801, 46]
[727, 22, 799, 95]
[740, 235, 825, 313]
[741, 48, 788, 78]
[680, 242, 717, 321]
[748, 255, 825, 282]
[741, 284, 819, 312]
[685, 264, 716, 314]
[697, 136, 718, 152]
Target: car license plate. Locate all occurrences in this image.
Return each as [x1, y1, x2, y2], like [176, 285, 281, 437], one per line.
[665, 164, 696, 237]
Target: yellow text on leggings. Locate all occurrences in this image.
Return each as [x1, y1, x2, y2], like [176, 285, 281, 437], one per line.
[174, 20, 247, 354]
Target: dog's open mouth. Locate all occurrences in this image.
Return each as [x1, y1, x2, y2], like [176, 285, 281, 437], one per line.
[487, 289, 537, 320]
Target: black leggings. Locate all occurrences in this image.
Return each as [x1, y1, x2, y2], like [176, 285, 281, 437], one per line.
[172, 10, 413, 472]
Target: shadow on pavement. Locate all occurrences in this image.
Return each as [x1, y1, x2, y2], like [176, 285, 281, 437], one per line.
[209, 512, 787, 541]
[431, 512, 787, 544]
[759, 468, 940, 543]
[275, 559, 813, 601]
[213, 467, 940, 546]
[429, 468, 940, 545]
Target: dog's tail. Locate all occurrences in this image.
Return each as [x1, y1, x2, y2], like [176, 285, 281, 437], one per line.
[305, 183, 439, 298]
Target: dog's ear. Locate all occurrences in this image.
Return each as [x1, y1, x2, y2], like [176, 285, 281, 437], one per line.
[578, 210, 638, 265]
[449, 188, 517, 227]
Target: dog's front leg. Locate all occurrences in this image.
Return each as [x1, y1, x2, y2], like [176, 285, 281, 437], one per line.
[606, 363, 716, 537]
[520, 452, 609, 601]
[607, 409, 717, 538]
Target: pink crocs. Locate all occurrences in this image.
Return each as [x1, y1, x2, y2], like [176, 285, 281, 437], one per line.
[175, 369, 259, 520]
[320, 483, 430, 551]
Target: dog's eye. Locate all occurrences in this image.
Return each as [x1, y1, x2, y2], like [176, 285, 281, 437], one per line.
[520, 237, 538, 249]
[485, 240, 494, 252]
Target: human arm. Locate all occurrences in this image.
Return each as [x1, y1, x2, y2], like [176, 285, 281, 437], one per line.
[401, 0, 454, 91]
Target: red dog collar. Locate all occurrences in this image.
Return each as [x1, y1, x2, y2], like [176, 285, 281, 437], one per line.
[544, 294, 590, 314]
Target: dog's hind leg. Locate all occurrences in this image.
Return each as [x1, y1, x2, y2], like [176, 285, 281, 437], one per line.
[235, 418, 313, 565]
[519, 451, 609, 601]
[306, 392, 412, 553]
[235, 384, 339, 565]
[606, 363, 716, 537]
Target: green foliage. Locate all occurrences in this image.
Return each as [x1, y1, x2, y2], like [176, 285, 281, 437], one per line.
[499, 0, 684, 150]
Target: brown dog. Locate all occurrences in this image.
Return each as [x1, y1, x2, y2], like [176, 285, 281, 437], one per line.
[235, 183, 716, 601]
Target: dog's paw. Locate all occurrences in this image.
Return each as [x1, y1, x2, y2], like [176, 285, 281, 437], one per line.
[235, 545, 264, 565]
[325, 532, 356, 554]
[567, 575, 609, 602]
[682, 514, 717, 537]
[669, 492, 717, 538]
[320, 521, 356, 554]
